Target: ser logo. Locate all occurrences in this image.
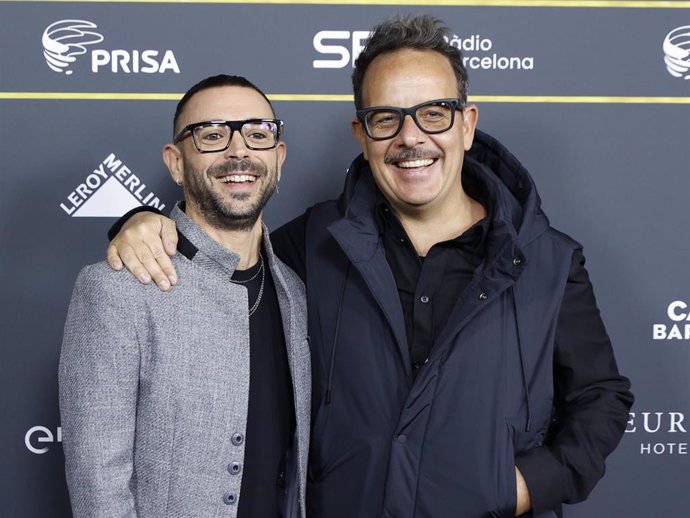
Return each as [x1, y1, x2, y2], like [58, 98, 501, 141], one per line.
[312, 30, 370, 68]
[42, 19, 180, 75]
[25, 425, 62, 454]
[60, 153, 166, 218]
[312, 29, 533, 71]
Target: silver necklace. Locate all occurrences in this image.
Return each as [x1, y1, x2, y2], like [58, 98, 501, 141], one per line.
[229, 253, 264, 284]
[230, 253, 265, 317]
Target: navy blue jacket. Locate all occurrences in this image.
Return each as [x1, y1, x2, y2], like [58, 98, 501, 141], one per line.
[272, 130, 633, 518]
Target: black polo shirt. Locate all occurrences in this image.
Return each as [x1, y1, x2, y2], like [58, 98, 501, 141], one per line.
[376, 187, 491, 375]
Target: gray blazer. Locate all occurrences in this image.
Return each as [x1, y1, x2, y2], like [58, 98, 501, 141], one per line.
[59, 204, 310, 518]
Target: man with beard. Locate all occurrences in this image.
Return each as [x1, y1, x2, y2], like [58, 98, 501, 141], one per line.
[59, 74, 310, 518]
[106, 15, 633, 518]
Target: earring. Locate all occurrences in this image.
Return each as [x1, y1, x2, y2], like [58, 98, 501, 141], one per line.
[176, 179, 182, 186]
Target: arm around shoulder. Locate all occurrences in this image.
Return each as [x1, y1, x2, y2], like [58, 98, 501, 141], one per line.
[106, 206, 179, 291]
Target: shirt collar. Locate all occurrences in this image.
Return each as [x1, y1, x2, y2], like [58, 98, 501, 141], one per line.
[374, 181, 493, 251]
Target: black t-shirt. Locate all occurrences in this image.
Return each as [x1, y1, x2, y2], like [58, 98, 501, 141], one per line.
[232, 255, 295, 518]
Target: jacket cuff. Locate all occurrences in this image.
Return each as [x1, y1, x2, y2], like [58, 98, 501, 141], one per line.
[107, 206, 164, 242]
[515, 446, 565, 514]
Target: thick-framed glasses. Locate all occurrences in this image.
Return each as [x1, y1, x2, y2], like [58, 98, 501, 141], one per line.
[173, 119, 284, 153]
[356, 98, 464, 141]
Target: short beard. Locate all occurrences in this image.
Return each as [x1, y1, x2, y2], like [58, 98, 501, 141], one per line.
[183, 158, 278, 232]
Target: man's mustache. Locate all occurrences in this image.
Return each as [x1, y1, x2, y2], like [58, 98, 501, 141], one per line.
[208, 158, 267, 178]
[384, 149, 443, 164]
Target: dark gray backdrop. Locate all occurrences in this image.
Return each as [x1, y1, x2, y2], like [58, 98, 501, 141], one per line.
[1, 1, 689, 516]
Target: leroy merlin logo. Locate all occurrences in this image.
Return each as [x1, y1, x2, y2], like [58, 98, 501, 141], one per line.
[60, 153, 165, 217]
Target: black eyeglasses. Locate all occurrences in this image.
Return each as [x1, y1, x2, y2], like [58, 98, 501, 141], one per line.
[173, 119, 284, 153]
[356, 98, 464, 141]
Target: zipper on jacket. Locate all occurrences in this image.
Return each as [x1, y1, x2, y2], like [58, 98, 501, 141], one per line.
[511, 285, 532, 432]
[326, 263, 351, 405]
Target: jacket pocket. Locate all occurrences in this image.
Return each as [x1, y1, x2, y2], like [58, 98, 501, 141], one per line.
[491, 421, 518, 518]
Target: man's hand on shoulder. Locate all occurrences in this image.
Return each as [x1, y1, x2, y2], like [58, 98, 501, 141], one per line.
[107, 212, 179, 291]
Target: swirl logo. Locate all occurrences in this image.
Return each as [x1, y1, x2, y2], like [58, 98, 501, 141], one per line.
[42, 19, 104, 75]
[663, 26, 690, 80]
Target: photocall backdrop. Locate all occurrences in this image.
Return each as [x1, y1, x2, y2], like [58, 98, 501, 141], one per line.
[1, 0, 689, 516]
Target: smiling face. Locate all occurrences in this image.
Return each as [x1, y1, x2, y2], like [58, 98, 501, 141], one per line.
[163, 85, 286, 232]
[352, 48, 478, 219]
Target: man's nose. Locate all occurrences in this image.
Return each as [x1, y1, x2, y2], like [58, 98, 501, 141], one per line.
[223, 130, 249, 158]
[396, 114, 426, 147]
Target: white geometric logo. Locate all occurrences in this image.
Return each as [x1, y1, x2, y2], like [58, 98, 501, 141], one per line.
[663, 25, 690, 80]
[60, 153, 166, 218]
[69, 177, 143, 218]
[42, 19, 104, 75]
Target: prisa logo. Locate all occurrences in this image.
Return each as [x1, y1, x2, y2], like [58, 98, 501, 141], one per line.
[42, 19, 180, 75]
[42, 20, 104, 75]
[663, 26, 690, 80]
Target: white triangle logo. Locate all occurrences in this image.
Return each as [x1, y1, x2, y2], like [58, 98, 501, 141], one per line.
[72, 177, 142, 217]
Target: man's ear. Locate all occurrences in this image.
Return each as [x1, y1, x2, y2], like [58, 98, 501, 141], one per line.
[461, 104, 479, 151]
[162, 144, 184, 185]
[351, 118, 368, 160]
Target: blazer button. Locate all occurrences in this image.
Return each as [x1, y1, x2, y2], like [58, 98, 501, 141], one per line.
[228, 462, 242, 475]
[223, 491, 237, 505]
[479, 292, 488, 300]
[513, 256, 522, 266]
[231, 433, 244, 446]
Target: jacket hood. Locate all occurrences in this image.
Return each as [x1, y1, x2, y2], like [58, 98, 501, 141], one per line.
[338, 129, 550, 248]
